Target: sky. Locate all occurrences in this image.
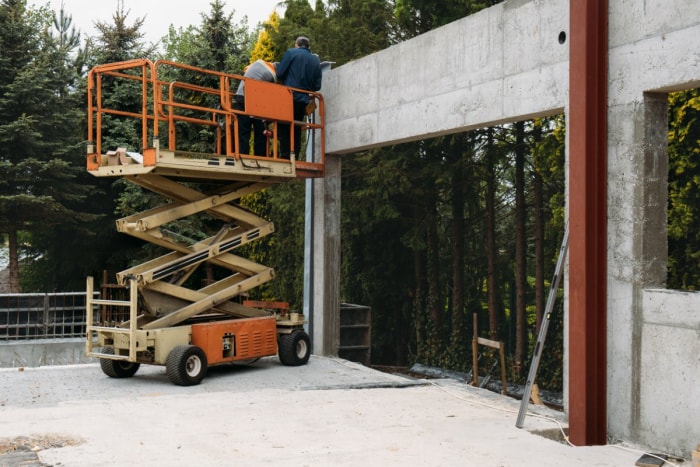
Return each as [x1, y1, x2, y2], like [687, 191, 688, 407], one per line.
[36, 0, 284, 46]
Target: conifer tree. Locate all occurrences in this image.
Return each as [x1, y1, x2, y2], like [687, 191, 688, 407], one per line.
[0, 0, 96, 291]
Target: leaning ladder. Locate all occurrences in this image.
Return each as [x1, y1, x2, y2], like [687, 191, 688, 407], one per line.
[515, 223, 569, 427]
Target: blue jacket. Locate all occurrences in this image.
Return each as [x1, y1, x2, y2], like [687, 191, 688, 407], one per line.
[276, 47, 322, 104]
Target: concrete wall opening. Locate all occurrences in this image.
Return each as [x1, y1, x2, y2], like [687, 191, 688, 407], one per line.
[667, 87, 700, 291]
[340, 114, 567, 397]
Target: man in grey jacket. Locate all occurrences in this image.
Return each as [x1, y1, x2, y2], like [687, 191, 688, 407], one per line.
[234, 60, 277, 156]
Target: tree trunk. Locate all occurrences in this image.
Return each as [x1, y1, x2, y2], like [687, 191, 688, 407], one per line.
[413, 208, 427, 359]
[426, 199, 441, 349]
[8, 227, 21, 293]
[450, 155, 466, 350]
[532, 122, 545, 332]
[514, 121, 527, 376]
[485, 129, 498, 339]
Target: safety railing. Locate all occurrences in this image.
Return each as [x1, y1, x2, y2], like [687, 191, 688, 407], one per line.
[87, 59, 325, 177]
[0, 291, 98, 340]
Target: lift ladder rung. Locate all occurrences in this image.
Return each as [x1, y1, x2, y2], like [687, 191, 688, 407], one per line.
[90, 299, 132, 307]
[88, 326, 132, 333]
[86, 351, 131, 361]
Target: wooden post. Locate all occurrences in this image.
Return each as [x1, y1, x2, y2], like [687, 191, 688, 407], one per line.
[472, 313, 479, 386]
[499, 343, 507, 395]
[472, 312, 508, 395]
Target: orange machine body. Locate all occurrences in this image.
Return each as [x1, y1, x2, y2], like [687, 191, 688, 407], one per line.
[191, 316, 278, 365]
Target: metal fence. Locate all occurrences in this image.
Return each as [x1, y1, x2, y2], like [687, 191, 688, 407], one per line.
[0, 292, 99, 340]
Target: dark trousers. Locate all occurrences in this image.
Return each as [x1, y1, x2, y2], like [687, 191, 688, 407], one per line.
[279, 101, 308, 159]
[234, 100, 267, 156]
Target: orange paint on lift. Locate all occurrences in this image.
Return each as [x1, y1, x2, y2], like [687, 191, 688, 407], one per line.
[191, 316, 278, 365]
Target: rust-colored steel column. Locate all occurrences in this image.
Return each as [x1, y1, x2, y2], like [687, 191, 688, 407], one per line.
[568, 0, 608, 445]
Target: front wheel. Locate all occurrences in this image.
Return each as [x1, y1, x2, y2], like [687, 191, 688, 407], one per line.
[166, 345, 208, 386]
[99, 347, 140, 378]
[278, 330, 311, 366]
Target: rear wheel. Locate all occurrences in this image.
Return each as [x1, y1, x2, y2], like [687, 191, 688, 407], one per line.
[278, 330, 311, 366]
[166, 345, 207, 386]
[99, 347, 140, 378]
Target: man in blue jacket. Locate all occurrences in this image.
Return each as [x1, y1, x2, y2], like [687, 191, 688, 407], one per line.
[276, 36, 322, 159]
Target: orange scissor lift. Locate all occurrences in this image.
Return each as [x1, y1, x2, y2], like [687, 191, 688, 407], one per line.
[84, 59, 325, 385]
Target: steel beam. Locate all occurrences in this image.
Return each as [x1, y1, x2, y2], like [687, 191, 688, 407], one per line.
[568, 0, 608, 445]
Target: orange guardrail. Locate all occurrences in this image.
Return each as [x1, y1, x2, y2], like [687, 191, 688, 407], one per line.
[86, 59, 325, 177]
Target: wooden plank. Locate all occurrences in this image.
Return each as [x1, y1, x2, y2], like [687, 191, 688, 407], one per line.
[477, 337, 502, 349]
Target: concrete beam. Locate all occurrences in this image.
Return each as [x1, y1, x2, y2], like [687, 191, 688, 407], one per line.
[322, 0, 569, 154]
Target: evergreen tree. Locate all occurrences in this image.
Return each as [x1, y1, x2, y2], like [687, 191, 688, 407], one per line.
[89, 0, 154, 65]
[250, 12, 281, 62]
[0, 0, 97, 291]
[107, 1, 261, 286]
[321, 0, 397, 65]
[395, 0, 501, 38]
[81, 1, 159, 278]
[270, 0, 320, 60]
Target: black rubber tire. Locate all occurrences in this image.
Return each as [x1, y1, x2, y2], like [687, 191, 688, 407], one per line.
[99, 347, 140, 378]
[278, 330, 311, 366]
[166, 345, 208, 386]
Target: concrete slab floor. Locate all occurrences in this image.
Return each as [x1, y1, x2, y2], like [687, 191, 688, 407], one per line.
[0, 356, 689, 466]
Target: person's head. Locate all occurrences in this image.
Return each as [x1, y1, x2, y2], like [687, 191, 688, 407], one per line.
[295, 36, 310, 49]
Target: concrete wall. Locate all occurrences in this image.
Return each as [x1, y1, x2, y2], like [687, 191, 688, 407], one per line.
[319, 0, 700, 458]
[606, 0, 700, 456]
[640, 290, 700, 454]
[0, 339, 90, 367]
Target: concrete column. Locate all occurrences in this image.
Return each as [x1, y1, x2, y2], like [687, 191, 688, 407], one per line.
[606, 93, 668, 441]
[309, 154, 341, 356]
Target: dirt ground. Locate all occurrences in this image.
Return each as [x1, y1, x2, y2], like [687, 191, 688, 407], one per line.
[0, 357, 674, 467]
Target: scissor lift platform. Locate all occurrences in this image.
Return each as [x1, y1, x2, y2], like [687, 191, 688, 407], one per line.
[84, 59, 324, 385]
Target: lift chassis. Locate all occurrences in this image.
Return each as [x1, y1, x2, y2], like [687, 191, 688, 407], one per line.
[83, 59, 324, 385]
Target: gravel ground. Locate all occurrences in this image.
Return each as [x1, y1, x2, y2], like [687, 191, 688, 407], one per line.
[0, 356, 668, 467]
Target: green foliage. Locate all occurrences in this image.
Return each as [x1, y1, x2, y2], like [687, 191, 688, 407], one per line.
[240, 182, 306, 308]
[250, 12, 281, 62]
[340, 116, 566, 385]
[319, 0, 398, 65]
[395, 0, 502, 38]
[667, 89, 700, 290]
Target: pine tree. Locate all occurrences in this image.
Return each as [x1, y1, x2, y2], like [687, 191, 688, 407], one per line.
[0, 0, 97, 291]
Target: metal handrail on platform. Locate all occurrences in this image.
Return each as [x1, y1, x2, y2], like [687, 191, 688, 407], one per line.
[86, 59, 325, 178]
